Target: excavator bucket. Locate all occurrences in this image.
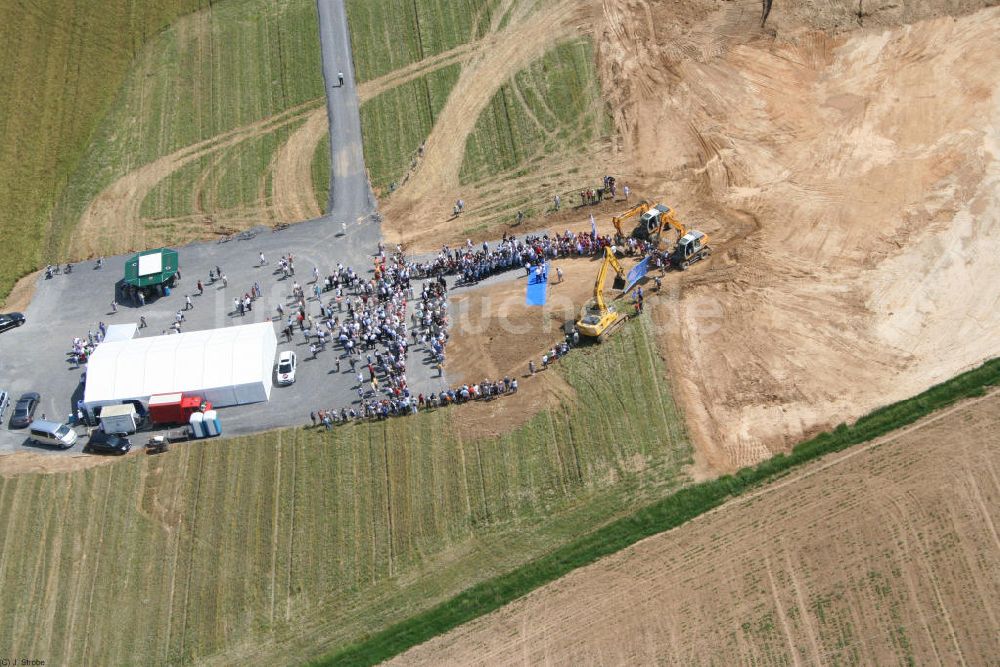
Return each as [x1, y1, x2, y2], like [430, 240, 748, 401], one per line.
[612, 275, 626, 290]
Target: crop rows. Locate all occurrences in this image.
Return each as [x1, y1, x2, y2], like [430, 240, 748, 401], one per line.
[0, 319, 690, 664]
[46, 0, 326, 252]
[0, 0, 212, 302]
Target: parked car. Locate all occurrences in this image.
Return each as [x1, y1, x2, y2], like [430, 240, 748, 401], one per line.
[9, 392, 40, 428]
[85, 429, 132, 455]
[0, 312, 25, 333]
[276, 350, 297, 385]
[28, 420, 78, 449]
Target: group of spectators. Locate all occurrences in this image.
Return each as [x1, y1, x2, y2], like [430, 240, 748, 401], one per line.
[303, 245, 459, 424]
[411, 228, 655, 286]
[310, 375, 521, 428]
[68, 322, 109, 366]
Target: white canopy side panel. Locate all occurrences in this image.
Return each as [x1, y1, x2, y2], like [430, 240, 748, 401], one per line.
[260, 323, 277, 400]
[83, 322, 276, 410]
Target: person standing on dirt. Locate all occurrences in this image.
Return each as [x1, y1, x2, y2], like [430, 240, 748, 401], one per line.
[556, 267, 564, 283]
[338, 71, 344, 87]
[259, 251, 267, 266]
[623, 184, 630, 201]
[554, 194, 560, 211]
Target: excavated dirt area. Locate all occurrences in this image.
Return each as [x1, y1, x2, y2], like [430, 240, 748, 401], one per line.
[391, 389, 1000, 666]
[386, 0, 1000, 472]
[445, 260, 600, 438]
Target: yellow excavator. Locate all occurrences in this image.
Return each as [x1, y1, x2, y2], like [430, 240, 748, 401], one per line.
[576, 246, 630, 341]
[611, 200, 650, 240]
[639, 204, 712, 270]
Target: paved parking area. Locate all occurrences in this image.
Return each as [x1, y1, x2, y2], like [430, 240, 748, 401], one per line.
[0, 217, 450, 454]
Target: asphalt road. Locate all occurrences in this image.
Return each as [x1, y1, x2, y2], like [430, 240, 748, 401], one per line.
[0, 0, 447, 454]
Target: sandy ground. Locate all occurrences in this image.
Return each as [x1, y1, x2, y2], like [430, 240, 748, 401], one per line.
[0, 450, 124, 476]
[382, 0, 1000, 473]
[391, 389, 1000, 666]
[608, 0, 1000, 469]
[445, 258, 605, 437]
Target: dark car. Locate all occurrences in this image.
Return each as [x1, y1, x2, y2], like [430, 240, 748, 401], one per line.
[0, 312, 25, 333]
[85, 429, 132, 455]
[9, 392, 40, 428]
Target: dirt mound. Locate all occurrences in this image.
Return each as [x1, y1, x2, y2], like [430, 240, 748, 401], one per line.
[391, 389, 1000, 665]
[587, 1, 1000, 470]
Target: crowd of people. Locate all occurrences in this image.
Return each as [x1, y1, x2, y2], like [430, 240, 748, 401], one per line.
[300, 243, 463, 424]
[410, 227, 655, 286]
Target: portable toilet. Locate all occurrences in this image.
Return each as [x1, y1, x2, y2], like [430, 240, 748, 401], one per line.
[203, 410, 220, 437]
[189, 411, 205, 439]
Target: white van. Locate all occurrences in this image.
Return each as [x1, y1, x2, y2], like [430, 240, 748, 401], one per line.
[28, 420, 79, 449]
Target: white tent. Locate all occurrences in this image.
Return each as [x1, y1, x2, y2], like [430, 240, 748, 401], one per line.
[103, 323, 137, 343]
[84, 322, 277, 410]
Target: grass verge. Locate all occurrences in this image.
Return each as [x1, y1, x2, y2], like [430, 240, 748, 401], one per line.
[316, 356, 1000, 666]
[312, 128, 331, 215]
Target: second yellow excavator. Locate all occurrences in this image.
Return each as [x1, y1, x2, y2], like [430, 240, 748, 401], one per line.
[576, 246, 630, 341]
[637, 204, 712, 270]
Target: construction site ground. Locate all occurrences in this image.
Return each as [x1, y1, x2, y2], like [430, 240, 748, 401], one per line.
[375, 0, 1000, 475]
[391, 388, 1000, 666]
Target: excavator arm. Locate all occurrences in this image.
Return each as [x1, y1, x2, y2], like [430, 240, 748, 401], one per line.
[594, 246, 627, 312]
[652, 209, 687, 249]
[611, 200, 650, 238]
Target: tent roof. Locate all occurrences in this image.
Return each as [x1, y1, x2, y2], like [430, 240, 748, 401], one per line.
[103, 323, 137, 343]
[84, 322, 276, 406]
[124, 248, 179, 287]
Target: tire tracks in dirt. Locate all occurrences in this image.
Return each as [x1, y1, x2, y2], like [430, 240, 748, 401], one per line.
[383, 0, 590, 244]
[270, 106, 327, 222]
[76, 99, 324, 258]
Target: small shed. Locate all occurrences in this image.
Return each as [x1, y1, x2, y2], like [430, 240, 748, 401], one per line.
[124, 248, 179, 288]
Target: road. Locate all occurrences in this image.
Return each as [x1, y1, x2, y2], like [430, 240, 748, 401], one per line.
[317, 0, 374, 220]
[0, 0, 446, 455]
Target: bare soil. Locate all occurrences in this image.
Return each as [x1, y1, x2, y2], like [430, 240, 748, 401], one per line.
[0, 450, 126, 477]
[383, 0, 1000, 473]
[391, 389, 1000, 666]
[445, 259, 600, 437]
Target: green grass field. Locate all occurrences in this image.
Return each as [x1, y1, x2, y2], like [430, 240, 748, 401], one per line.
[48, 0, 326, 250]
[0, 319, 689, 664]
[0, 0, 211, 303]
[312, 129, 331, 214]
[346, 0, 611, 204]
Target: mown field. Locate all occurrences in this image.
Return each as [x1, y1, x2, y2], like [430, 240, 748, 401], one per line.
[0, 0, 210, 303]
[48, 0, 326, 257]
[346, 0, 611, 215]
[0, 320, 691, 665]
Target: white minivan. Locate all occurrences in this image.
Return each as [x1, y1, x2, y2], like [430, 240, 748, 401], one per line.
[28, 420, 79, 449]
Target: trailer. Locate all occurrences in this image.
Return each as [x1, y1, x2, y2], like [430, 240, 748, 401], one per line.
[99, 403, 138, 435]
[148, 392, 211, 425]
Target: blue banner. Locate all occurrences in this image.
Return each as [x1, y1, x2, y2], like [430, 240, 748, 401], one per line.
[625, 256, 650, 293]
[525, 262, 549, 306]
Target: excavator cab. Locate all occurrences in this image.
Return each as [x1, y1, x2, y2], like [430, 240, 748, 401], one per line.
[671, 230, 710, 269]
[636, 204, 672, 239]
